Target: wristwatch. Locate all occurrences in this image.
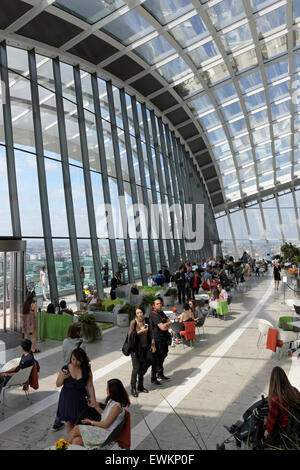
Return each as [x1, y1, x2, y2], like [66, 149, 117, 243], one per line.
[90, 421, 94, 426]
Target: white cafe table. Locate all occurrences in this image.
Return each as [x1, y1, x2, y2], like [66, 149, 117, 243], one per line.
[195, 294, 209, 301]
[285, 299, 300, 310]
[209, 301, 218, 310]
[288, 321, 300, 340]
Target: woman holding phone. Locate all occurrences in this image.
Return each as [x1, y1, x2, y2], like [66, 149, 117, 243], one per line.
[127, 306, 152, 397]
[56, 348, 97, 435]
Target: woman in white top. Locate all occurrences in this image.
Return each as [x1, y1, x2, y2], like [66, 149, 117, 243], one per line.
[40, 265, 48, 301]
[67, 378, 130, 448]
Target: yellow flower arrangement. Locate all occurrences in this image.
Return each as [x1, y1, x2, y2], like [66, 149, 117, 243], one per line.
[55, 438, 69, 450]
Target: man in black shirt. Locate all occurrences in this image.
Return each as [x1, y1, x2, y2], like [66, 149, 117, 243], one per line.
[110, 272, 122, 300]
[174, 265, 186, 304]
[0, 339, 34, 392]
[149, 298, 172, 385]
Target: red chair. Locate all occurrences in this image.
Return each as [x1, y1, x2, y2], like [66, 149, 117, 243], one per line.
[180, 321, 196, 348]
[116, 410, 131, 450]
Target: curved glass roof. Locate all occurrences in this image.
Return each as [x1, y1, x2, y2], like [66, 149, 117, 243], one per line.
[2, 0, 300, 212]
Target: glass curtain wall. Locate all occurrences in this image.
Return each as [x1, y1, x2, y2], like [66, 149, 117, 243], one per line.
[216, 187, 300, 259]
[0, 44, 216, 301]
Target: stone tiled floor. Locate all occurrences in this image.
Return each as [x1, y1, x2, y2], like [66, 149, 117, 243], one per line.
[0, 273, 297, 450]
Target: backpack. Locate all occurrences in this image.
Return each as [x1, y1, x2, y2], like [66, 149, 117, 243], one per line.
[281, 405, 300, 449]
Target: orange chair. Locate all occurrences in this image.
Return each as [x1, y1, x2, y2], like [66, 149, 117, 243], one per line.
[116, 410, 131, 450]
[180, 321, 196, 348]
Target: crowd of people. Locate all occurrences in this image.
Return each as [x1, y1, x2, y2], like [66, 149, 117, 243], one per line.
[14, 252, 300, 450]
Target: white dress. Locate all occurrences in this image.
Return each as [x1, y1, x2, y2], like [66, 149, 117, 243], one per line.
[78, 400, 125, 448]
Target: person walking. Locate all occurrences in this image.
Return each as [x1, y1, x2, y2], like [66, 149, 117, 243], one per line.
[128, 307, 151, 397]
[149, 298, 172, 385]
[110, 272, 122, 300]
[102, 262, 110, 288]
[80, 267, 85, 297]
[184, 269, 194, 300]
[40, 265, 48, 301]
[22, 291, 40, 353]
[273, 260, 281, 290]
[191, 270, 201, 299]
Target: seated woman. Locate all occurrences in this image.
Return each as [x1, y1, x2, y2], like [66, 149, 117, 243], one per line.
[67, 378, 130, 449]
[188, 299, 206, 324]
[130, 283, 139, 295]
[264, 366, 300, 449]
[83, 290, 102, 311]
[171, 303, 195, 345]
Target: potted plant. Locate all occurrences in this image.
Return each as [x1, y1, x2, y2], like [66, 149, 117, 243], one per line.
[162, 288, 178, 306]
[117, 303, 136, 327]
[141, 293, 157, 316]
[78, 313, 102, 342]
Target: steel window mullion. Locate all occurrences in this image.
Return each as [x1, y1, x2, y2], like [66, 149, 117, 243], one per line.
[292, 190, 300, 243]
[171, 132, 186, 262]
[157, 119, 177, 272]
[106, 81, 134, 283]
[131, 96, 157, 275]
[164, 126, 181, 264]
[275, 194, 285, 244]
[150, 111, 173, 271]
[52, 58, 81, 301]
[119, 89, 147, 284]
[73, 66, 104, 297]
[28, 49, 59, 305]
[258, 200, 269, 246]
[0, 41, 21, 237]
[242, 206, 254, 258]
[178, 144, 194, 258]
[227, 211, 239, 259]
[90, 73, 118, 276]
[141, 104, 164, 270]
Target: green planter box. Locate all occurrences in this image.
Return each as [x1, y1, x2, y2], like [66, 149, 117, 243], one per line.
[37, 311, 73, 341]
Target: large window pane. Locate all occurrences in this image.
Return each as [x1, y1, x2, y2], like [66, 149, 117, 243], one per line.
[84, 109, 101, 172]
[64, 98, 82, 167]
[15, 150, 43, 237]
[261, 198, 282, 241]
[25, 239, 46, 297]
[130, 240, 141, 279]
[78, 239, 96, 287]
[0, 147, 12, 235]
[53, 239, 75, 293]
[45, 158, 69, 237]
[69, 166, 90, 238]
[39, 87, 61, 160]
[98, 239, 113, 285]
[278, 193, 298, 243]
[9, 73, 36, 153]
[91, 171, 108, 239]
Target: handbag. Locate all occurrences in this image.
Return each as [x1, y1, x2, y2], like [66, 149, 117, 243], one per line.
[122, 334, 131, 356]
